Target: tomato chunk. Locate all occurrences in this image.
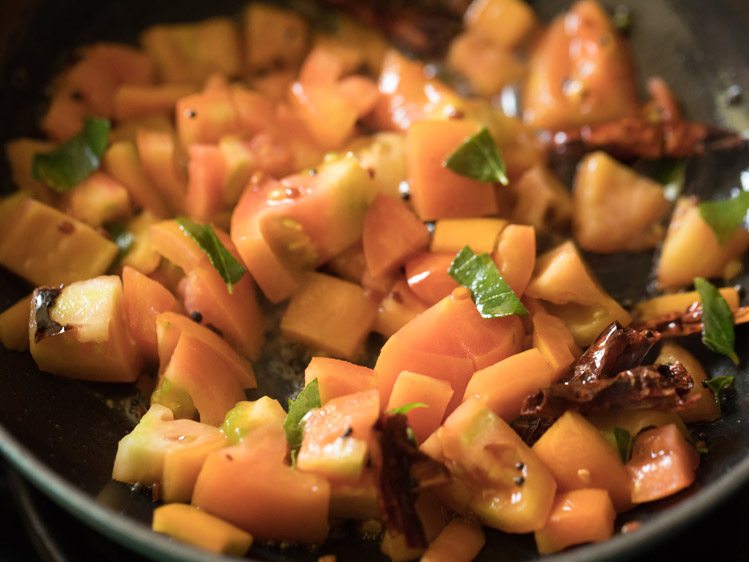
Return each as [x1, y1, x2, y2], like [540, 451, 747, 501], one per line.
[422, 399, 556, 533]
[626, 423, 699, 504]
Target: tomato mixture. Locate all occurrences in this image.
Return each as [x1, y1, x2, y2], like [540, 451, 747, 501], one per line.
[0, 0, 747, 559]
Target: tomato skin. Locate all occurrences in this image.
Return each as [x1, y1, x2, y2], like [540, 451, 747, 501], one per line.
[155, 311, 256, 390]
[463, 348, 554, 422]
[148, 219, 265, 360]
[405, 252, 459, 306]
[406, 120, 499, 221]
[493, 224, 536, 297]
[193, 442, 330, 544]
[304, 357, 376, 404]
[159, 332, 247, 426]
[370, 50, 463, 132]
[290, 81, 359, 150]
[122, 266, 181, 363]
[422, 399, 557, 534]
[184, 144, 225, 223]
[230, 179, 301, 303]
[362, 194, 430, 278]
[532, 411, 633, 513]
[534, 489, 616, 554]
[256, 155, 378, 269]
[372, 279, 427, 339]
[181, 262, 265, 361]
[112, 404, 225, 488]
[626, 423, 699, 504]
[297, 389, 380, 483]
[523, 0, 639, 130]
[386, 371, 454, 443]
[375, 291, 524, 413]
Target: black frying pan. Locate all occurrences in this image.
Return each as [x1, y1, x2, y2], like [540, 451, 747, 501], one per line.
[1, 1, 749, 561]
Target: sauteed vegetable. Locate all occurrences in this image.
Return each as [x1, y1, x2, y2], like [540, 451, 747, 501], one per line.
[1, 0, 747, 559]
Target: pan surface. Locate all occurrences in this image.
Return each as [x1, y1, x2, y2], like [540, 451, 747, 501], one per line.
[1, 0, 749, 560]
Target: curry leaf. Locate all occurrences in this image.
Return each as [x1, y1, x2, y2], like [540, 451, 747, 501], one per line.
[176, 217, 245, 294]
[613, 427, 634, 463]
[444, 127, 509, 185]
[283, 379, 321, 463]
[694, 277, 739, 364]
[699, 191, 749, 245]
[32, 117, 110, 192]
[652, 158, 686, 201]
[448, 246, 527, 318]
[703, 375, 735, 409]
[387, 402, 428, 415]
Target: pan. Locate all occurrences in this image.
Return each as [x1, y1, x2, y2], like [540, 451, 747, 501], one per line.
[1, 0, 749, 560]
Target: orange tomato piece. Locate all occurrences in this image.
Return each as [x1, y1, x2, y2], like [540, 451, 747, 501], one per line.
[532, 411, 632, 512]
[181, 262, 265, 362]
[534, 489, 616, 554]
[362, 195, 430, 278]
[375, 290, 524, 411]
[136, 129, 186, 216]
[370, 50, 460, 131]
[406, 119, 499, 221]
[114, 84, 195, 121]
[657, 343, 720, 424]
[372, 279, 428, 338]
[161, 332, 247, 426]
[431, 399, 557, 533]
[230, 180, 301, 303]
[626, 423, 699, 504]
[289, 82, 358, 149]
[122, 266, 181, 363]
[149, 220, 207, 272]
[405, 252, 459, 306]
[338, 75, 380, 118]
[421, 519, 485, 562]
[185, 144, 226, 223]
[493, 224, 536, 296]
[386, 371, 454, 443]
[155, 311, 256, 390]
[526, 299, 580, 382]
[297, 389, 380, 483]
[103, 141, 172, 218]
[304, 357, 377, 405]
[523, 0, 639, 130]
[193, 443, 330, 544]
[280, 272, 378, 360]
[463, 348, 554, 421]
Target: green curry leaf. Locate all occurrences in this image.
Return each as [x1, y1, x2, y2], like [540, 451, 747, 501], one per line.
[444, 127, 509, 185]
[387, 402, 428, 416]
[703, 375, 735, 410]
[613, 427, 634, 463]
[283, 379, 321, 464]
[448, 246, 527, 318]
[652, 158, 687, 201]
[694, 277, 739, 364]
[32, 117, 110, 192]
[699, 191, 749, 245]
[176, 217, 246, 294]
